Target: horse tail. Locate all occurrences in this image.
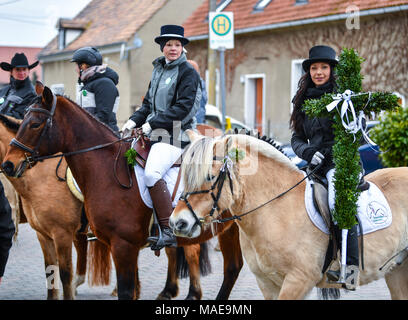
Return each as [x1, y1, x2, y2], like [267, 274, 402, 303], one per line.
[87, 240, 112, 286]
[176, 242, 212, 278]
[317, 288, 341, 300]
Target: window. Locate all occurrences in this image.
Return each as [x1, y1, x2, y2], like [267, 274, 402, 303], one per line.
[295, 0, 308, 5]
[216, 0, 233, 12]
[253, 0, 272, 12]
[290, 59, 305, 112]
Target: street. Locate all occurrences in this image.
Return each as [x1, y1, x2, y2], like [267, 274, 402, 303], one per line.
[0, 223, 391, 300]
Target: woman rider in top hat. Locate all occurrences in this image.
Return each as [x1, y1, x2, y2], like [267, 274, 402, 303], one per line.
[290, 45, 359, 289]
[121, 25, 202, 250]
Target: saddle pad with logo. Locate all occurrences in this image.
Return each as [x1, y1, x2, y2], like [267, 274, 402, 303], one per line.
[305, 177, 392, 235]
[134, 165, 184, 209]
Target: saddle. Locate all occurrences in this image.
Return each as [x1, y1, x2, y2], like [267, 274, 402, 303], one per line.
[131, 129, 151, 169]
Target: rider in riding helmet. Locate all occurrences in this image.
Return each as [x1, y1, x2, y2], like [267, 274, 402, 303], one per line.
[290, 45, 360, 289]
[121, 25, 201, 250]
[71, 46, 120, 132]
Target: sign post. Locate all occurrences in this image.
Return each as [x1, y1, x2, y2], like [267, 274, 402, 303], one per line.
[209, 12, 234, 131]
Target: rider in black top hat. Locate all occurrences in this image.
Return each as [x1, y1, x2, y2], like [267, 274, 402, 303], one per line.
[0, 53, 38, 119]
[290, 45, 360, 289]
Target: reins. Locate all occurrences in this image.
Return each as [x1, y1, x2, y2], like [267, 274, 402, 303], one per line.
[9, 92, 137, 188]
[212, 162, 322, 224]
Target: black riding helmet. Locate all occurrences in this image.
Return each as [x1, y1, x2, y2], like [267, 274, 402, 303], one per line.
[71, 47, 102, 66]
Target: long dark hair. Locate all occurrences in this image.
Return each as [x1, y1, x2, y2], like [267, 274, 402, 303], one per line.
[290, 68, 337, 134]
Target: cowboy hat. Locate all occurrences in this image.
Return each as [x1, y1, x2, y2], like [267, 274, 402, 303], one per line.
[154, 25, 189, 47]
[302, 45, 338, 72]
[0, 53, 39, 72]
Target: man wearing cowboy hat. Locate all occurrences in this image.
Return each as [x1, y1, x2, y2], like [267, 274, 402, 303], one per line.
[0, 53, 39, 119]
[0, 52, 37, 285]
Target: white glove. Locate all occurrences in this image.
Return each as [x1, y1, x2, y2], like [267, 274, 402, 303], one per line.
[121, 119, 136, 138]
[121, 119, 136, 132]
[141, 122, 152, 135]
[310, 151, 325, 166]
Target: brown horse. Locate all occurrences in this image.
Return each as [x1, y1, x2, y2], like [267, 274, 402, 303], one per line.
[0, 114, 87, 300]
[2, 83, 243, 300]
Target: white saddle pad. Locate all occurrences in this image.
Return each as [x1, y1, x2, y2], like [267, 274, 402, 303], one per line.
[305, 177, 392, 235]
[66, 166, 184, 209]
[134, 165, 184, 209]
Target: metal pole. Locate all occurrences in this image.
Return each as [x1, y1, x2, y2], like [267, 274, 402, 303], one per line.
[219, 47, 226, 132]
[207, 0, 217, 106]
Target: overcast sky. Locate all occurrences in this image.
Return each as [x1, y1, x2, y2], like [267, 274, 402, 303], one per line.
[0, 0, 91, 47]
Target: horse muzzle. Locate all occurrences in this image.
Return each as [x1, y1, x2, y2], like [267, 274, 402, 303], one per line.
[169, 211, 202, 238]
[1, 160, 28, 178]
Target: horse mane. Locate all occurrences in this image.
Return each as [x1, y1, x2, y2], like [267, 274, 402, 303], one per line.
[57, 95, 119, 138]
[181, 131, 297, 192]
[0, 114, 21, 132]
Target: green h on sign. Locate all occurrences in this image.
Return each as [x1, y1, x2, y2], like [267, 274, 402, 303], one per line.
[209, 12, 234, 50]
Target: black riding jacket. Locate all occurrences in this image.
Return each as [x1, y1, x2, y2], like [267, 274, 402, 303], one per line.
[0, 77, 36, 119]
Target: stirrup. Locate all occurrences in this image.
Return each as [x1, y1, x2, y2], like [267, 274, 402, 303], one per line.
[147, 226, 177, 250]
[326, 265, 359, 290]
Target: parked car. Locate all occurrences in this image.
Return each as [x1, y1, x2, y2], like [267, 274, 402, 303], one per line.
[205, 104, 252, 132]
[282, 121, 383, 175]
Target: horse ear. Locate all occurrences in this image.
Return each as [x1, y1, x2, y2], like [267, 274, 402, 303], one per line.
[186, 129, 201, 143]
[35, 81, 44, 96]
[42, 86, 54, 109]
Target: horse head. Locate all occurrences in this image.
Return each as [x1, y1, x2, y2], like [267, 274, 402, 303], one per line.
[2, 81, 63, 177]
[170, 130, 249, 238]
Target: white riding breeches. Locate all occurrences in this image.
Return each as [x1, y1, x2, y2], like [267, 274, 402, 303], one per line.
[144, 142, 183, 187]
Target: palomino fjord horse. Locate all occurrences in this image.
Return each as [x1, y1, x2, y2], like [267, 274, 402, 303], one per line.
[171, 130, 408, 299]
[0, 114, 87, 299]
[2, 83, 243, 300]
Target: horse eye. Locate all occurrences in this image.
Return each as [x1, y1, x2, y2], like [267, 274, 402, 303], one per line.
[30, 123, 41, 129]
[206, 174, 215, 181]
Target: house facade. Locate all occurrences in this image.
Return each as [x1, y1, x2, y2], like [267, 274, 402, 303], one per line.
[183, 0, 408, 143]
[38, 0, 203, 127]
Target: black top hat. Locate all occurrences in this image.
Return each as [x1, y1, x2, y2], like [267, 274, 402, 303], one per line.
[154, 25, 189, 47]
[0, 53, 39, 72]
[302, 45, 338, 72]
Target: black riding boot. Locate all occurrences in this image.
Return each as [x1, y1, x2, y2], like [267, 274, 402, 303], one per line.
[146, 179, 177, 250]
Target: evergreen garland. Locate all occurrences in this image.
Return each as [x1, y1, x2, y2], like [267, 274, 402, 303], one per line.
[302, 48, 399, 229]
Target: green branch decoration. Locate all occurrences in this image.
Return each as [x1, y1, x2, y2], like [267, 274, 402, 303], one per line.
[124, 148, 138, 167]
[302, 48, 399, 229]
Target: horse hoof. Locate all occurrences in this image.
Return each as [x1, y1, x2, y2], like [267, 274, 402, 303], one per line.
[156, 293, 172, 300]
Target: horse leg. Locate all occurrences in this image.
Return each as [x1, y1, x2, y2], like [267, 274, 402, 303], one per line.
[216, 223, 243, 300]
[110, 239, 140, 300]
[277, 271, 317, 300]
[73, 232, 88, 291]
[36, 232, 60, 300]
[53, 233, 75, 300]
[183, 244, 202, 300]
[385, 259, 408, 299]
[156, 247, 179, 300]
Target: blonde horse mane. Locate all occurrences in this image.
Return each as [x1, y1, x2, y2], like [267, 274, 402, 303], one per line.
[181, 133, 297, 193]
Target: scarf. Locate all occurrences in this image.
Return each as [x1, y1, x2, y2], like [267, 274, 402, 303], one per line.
[305, 82, 334, 99]
[80, 64, 107, 82]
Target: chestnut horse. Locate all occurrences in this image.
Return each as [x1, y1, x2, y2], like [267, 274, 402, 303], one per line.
[171, 131, 408, 299]
[2, 83, 243, 300]
[0, 114, 87, 299]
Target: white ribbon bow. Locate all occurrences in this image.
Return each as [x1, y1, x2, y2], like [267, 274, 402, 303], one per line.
[326, 90, 376, 146]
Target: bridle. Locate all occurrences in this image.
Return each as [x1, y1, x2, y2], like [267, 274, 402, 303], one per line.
[8, 92, 136, 188]
[179, 155, 234, 231]
[179, 149, 323, 228]
[10, 93, 57, 168]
